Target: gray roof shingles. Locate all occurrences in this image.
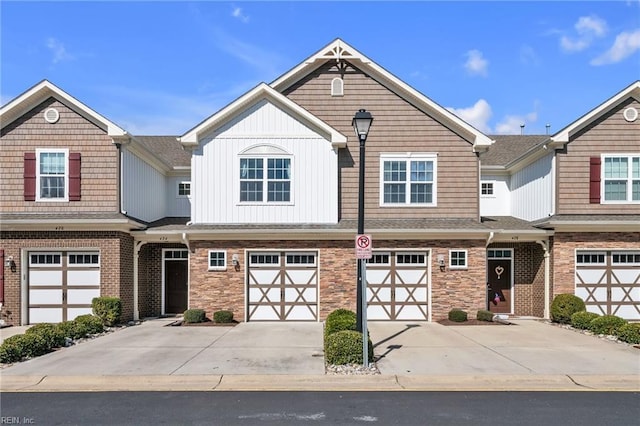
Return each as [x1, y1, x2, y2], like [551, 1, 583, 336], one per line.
[481, 135, 549, 167]
[135, 136, 190, 168]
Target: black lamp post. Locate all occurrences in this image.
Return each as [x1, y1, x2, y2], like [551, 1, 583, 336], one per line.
[352, 109, 373, 333]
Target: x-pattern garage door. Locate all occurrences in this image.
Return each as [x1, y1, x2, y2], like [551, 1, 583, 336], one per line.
[366, 251, 429, 321]
[575, 251, 640, 320]
[247, 251, 318, 321]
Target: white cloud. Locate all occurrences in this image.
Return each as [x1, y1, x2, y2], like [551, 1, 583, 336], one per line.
[591, 29, 640, 65]
[447, 99, 492, 133]
[519, 45, 540, 66]
[560, 15, 608, 53]
[46, 37, 74, 64]
[231, 6, 249, 23]
[464, 50, 489, 77]
[495, 111, 538, 135]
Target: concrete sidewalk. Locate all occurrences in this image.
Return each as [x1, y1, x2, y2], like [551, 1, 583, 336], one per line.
[1, 318, 638, 392]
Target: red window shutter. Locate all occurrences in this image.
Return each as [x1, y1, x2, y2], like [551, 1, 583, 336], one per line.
[24, 152, 36, 201]
[589, 157, 601, 204]
[69, 152, 81, 201]
[0, 249, 4, 304]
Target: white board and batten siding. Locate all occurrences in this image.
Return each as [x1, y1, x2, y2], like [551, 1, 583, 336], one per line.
[480, 175, 510, 216]
[510, 152, 554, 221]
[191, 99, 339, 224]
[166, 175, 191, 217]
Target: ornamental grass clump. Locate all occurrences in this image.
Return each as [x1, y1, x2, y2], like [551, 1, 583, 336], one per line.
[551, 294, 586, 324]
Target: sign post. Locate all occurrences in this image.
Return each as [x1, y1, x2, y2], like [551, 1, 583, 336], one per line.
[355, 234, 372, 367]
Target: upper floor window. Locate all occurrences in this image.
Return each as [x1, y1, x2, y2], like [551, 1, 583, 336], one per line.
[380, 154, 437, 206]
[37, 149, 68, 201]
[178, 181, 191, 197]
[240, 157, 291, 203]
[603, 155, 640, 203]
[331, 77, 344, 96]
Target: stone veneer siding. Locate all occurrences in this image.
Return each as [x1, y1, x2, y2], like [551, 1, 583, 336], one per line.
[0, 231, 134, 326]
[552, 232, 640, 297]
[188, 239, 487, 322]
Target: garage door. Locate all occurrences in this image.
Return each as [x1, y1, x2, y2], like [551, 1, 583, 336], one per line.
[366, 251, 429, 321]
[247, 251, 318, 321]
[575, 250, 640, 320]
[28, 251, 100, 324]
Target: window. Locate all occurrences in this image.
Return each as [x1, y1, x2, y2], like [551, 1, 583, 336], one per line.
[178, 182, 191, 197]
[208, 251, 226, 270]
[164, 250, 188, 259]
[487, 249, 512, 259]
[249, 253, 280, 266]
[449, 250, 467, 269]
[603, 155, 640, 203]
[576, 252, 606, 265]
[240, 157, 291, 203]
[396, 253, 427, 265]
[37, 149, 68, 201]
[331, 77, 343, 96]
[29, 253, 62, 266]
[612, 252, 640, 265]
[68, 252, 100, 267]
[285, 253, 316, 266]
[481, 182, 494, 196]
[380, 154, 436, 206]
[366, 253, 391, 265]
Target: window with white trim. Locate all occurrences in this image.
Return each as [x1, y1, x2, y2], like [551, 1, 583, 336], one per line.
[29, 252, 62, 266]
[481, 182, 494, 196]
[366, 253, 391, 265]
[396, 252, 427, 266]
[612, 252, 640, 265]
[178, 181, 191, 197]
[36, 149, 68, 201]
[285, 253, 316, 266]
[576, 252, 606, 265]
[240, 157, 291, 202]
[449, 250, 467, 269]
[249, 253, 280, 266]
[68, 252, 100, 267]
[208, 250, 226, 270]
[380, 154, 436, 206]
[603, 155, 640, 202]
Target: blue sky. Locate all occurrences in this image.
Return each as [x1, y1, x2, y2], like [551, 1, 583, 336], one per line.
[2, 1, 639, 136]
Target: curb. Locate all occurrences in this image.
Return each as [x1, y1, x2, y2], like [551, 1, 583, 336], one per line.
[2, 374, 638, 392]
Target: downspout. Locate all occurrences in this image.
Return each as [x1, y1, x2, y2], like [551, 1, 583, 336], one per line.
[485, 231, 495, 247]
[181, 232, 190, 252]
[536, 240, 550, 320]
[133, 240, 148, 321]
[119, 145, 127, 215]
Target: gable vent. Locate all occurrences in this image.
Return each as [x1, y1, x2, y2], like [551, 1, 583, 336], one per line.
[44, 107, 60, 124]
[623, 107, 638, 122]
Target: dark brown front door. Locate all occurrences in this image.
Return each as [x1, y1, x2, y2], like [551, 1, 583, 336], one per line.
[165, 260, 188, 314]
[487, 259, 511, 313]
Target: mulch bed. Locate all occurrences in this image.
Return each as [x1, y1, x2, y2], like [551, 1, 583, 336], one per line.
[437, 319, 505, 326]
[173, 320, 238, 327]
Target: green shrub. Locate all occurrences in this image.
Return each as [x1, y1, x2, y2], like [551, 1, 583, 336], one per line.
[616, 323, 640, 345]
[73, 314, 104, 336]
[57, 320, 84, 340]
[0, 335, 26, 363]
[213, 310, 234, 323]
[448, 309, 468, 322]
[551, 294, 586, 324]
[476, 310, 494, 322]
[588, 315, 627, 335]
[92, 297, 122, 326]
[25, 323, 66, 348]
[324, 330, 374, 365]
[324, 309, 357, 338]
[570, 311, 600, 330]
[183, 309, 206, 324]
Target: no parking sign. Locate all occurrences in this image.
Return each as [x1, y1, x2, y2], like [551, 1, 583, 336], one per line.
[355, 234, 372, 259]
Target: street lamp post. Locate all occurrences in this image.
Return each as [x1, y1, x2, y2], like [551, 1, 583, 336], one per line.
[352, 109, 373, 365]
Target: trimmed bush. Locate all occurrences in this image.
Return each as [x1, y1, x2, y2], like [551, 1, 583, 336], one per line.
[448, 309, 468, 322]
[617, 323, 640, 345]
[213, 310, 234, 323]
[26, 323, 66, 348]
[0, 335, 27, 363]
[74, 314, 105, 336]
[551, 294, 586, 324]
[57, 320, 84, 340]
[183, 309, 206, 324]
[570, 311, 600, 330]
[92, 297, 122, 326]
[476, 310, 494, 322]
[588, 315, 627, 336]
[324, 330, 374, 365]
[324, 309, 357, 338]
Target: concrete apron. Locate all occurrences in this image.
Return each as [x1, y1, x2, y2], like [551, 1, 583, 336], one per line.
[1, 319, 639, 392]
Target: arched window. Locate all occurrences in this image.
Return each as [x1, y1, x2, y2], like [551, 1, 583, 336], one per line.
[331, 77, 343, 97]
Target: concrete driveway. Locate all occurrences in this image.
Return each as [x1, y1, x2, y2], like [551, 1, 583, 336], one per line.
[1, 319, 325, 376]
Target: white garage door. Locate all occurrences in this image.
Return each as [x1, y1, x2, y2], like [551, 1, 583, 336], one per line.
[247, 251, 318, 321]
[366, 251, 430, 321]
[28, 251, 100, 324]
[575, 250, 640, 320]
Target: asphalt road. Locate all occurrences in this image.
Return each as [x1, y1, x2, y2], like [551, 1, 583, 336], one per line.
[2, 391, 639, 425]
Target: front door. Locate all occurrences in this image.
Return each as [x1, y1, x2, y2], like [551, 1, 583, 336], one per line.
[164, 250, 188, 314]
[487, 250, 512, 314]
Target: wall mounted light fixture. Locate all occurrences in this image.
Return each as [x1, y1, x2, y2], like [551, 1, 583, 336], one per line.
[5, 256, 16, 272]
